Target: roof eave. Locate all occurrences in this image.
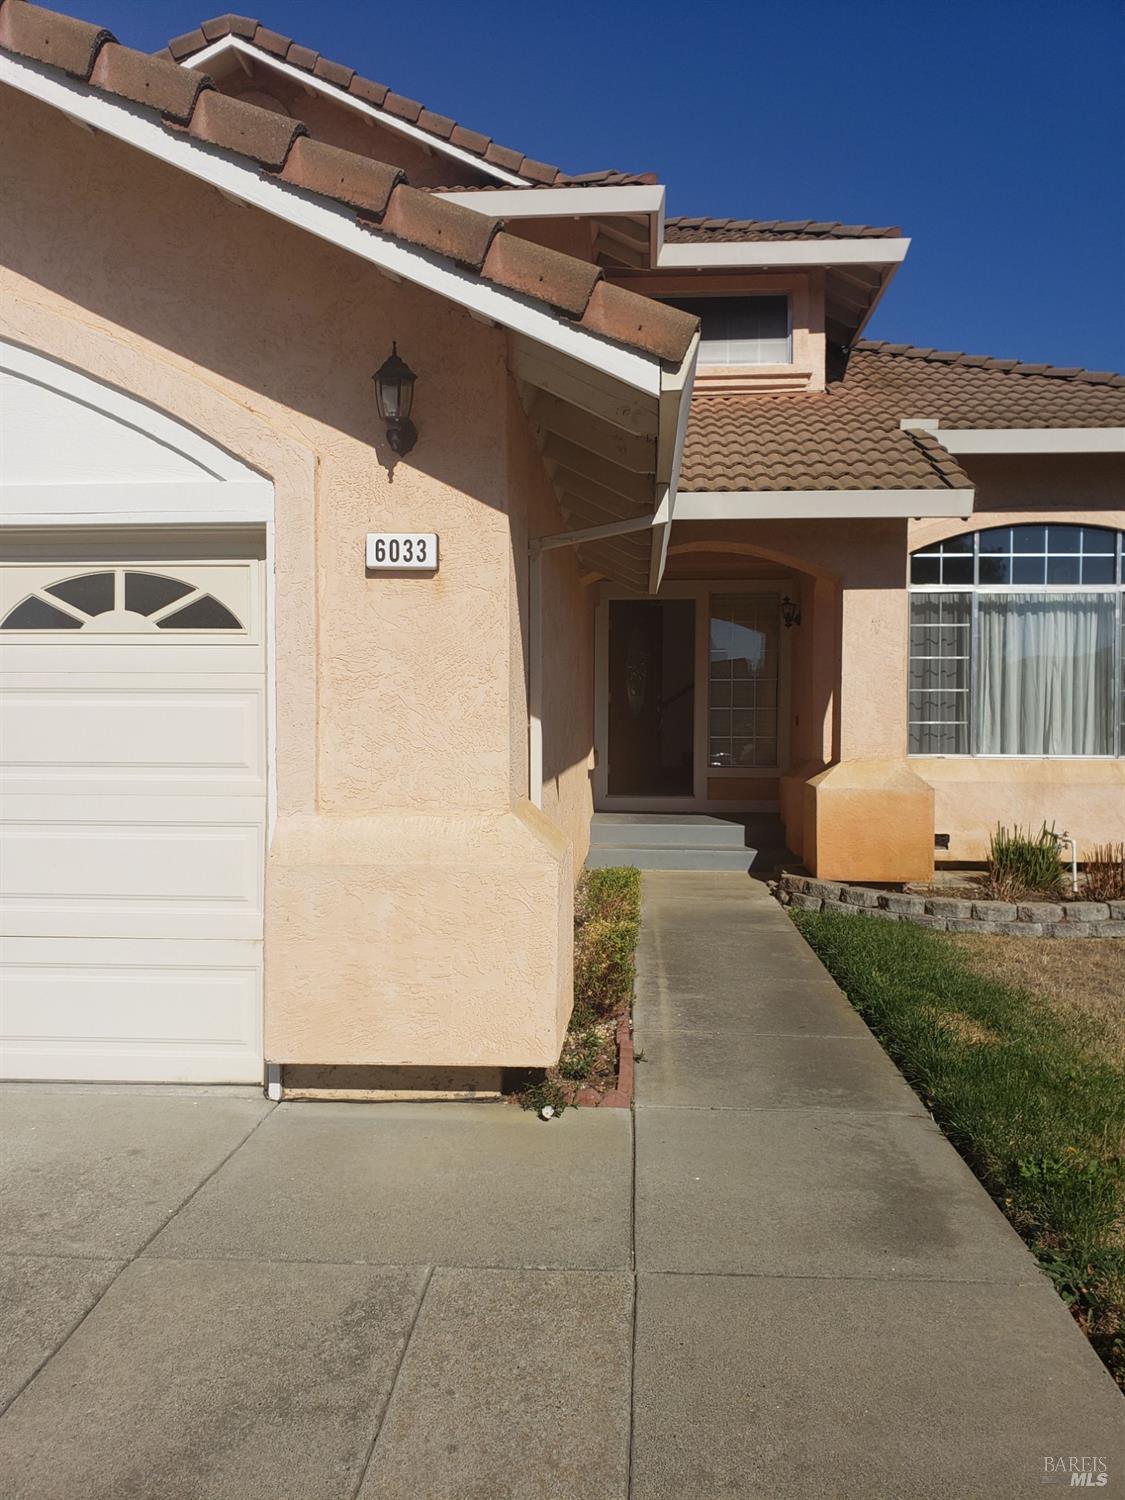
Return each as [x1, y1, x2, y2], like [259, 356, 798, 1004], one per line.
[673, 488, 976, 521]
[656, 238, 911, 270]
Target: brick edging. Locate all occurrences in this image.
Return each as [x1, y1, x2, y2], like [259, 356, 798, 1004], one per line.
[570, 1013, 633, 1108]
[772, 874, 1125, 938]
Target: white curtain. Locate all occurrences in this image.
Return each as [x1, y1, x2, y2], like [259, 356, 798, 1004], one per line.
[975, 592, 1116, 755]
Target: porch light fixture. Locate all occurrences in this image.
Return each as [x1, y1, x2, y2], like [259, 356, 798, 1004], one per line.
[372, 343, 418, 455]
[780, 595, 801, 629]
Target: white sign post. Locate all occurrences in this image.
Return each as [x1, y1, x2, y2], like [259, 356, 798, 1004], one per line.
[365, 533, 438, 572]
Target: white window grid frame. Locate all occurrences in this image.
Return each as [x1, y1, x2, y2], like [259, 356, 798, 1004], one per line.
[659, 292, 793, 367]
[907, 526, 1125, 760]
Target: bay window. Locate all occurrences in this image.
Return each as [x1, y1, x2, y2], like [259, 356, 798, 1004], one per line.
[908, 525, 1124, 757]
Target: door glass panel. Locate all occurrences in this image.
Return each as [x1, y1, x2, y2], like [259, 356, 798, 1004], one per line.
[46, 571, 115, 616]
[607, 600, 694, 796]
[708, 593, 780, 768]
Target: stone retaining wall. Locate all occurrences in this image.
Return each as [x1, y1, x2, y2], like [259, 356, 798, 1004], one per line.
[774, 874, 1125, 938]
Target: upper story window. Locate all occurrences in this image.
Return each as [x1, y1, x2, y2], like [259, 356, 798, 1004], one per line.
[907, 525, 1124, 758]
[663, 295, 791, 365]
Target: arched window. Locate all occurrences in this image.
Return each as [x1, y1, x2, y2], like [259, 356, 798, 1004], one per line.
[1, 570, 243, 633]
[908, 525, 1124, 757]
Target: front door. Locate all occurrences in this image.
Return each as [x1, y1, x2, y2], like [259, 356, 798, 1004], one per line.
[607, 599, 694, 797]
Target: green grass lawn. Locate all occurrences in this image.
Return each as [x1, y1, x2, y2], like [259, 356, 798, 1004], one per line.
[793, 910, 1125, 1386]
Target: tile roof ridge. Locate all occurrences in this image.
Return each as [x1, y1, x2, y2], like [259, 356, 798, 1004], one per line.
[855, 340, 1125, 388]
[160, 14, 653, 190]
[0, 1, 696, 364]
[902, 427, 973, 491]
[664, 215, 903, 239]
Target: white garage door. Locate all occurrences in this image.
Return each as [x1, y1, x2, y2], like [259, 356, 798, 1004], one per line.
[0, 554, 266, 1082]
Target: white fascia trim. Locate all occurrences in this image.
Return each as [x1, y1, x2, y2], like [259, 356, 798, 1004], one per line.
[0, 55, 661, 398]
[184, 36, 530, 186]
[650, 332, 700, 590]
[657, 238, 911, 269]
[674, 488, 976, 521]
[439, 185, 666, 219]
[936, 427, 1125, 455]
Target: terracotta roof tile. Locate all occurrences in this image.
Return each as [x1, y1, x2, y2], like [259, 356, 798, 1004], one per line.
[580, 282, 698, 364]
[665, 216, 902, 242]
[189, 86, 305, 168]
[285, 41, 317, 70]
[416, 108, 454, 140]
[378, 182, 499, 269]
[252, 25, 290, 56]
[281, 135, 402, 218]
[201, 13, 255, 41]
[348, 74, 389, 108]
[449, 124, 490, 155]
[167, 26, 207, 61]
[313, 55, 354, 90]
[480, 235, 602, 317]
[680, 343, 1125, 494]
[382, 90, 422, 123]
[90, 40, 210, 124]
[0, 0, 113, 76]
[0, 3, 698, 367]
[484, 142, 524, 173]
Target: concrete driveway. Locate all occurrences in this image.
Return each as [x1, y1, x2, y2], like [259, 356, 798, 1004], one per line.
[1, 872, 1122, 1499]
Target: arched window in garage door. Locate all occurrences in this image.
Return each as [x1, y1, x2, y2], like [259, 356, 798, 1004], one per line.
[1, 569, 244, 632]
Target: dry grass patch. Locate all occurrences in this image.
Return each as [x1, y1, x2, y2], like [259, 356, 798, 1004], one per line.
[952, 934, 1125, 1068]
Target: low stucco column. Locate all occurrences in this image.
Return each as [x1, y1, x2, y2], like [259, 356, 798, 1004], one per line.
[796, 547, 934, 882]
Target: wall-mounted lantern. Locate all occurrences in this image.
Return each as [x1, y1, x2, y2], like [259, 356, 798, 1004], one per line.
[780, 594, 801, 629]
[372, 343, 418, 456]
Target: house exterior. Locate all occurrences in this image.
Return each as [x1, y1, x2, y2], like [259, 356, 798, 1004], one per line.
[0, 3, 1122, 1088]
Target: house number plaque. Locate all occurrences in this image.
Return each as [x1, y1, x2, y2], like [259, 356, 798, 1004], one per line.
[365, 533, 438, 572]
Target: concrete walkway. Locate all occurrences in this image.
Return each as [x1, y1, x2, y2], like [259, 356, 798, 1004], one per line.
[0, 873, 1121, 1498]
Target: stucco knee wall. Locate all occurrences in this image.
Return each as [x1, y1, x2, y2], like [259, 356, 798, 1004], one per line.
[912, 759, 1125, 862]
[266, 803, 573, 1067]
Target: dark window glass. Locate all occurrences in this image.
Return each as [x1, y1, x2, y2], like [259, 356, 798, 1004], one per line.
[978, 528, 1012, 553]
[1011, 525, 1046, 554]
[1080, 526, 1116, 555]
[978, 554, 1010, 584]
[1081, 555, 1116, 585]
[910, 555, 941, 584]
[1012, 555, 1046, 585]
[156, 595, 242, 630]
[942, 555, 974, 585]
[45, 571, 114, 615]
[124, 572, 194, 616]
[1047, 524, 1083, 552]
[939, 532, 974, 554]
[661, 295, 789, 364]
[1, 596, 84, 630]
[1046, 556, 1081, 585]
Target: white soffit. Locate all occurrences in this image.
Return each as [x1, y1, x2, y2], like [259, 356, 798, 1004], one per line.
[935, 427, 1125, 455]
[181, 36, 531, 186]
[0, 53, 663, 399]
[657, 238, 911, 269]
[674, 489, 976, 521]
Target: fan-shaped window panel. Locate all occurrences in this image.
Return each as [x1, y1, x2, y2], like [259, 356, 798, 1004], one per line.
[46, 571, 115, 615]
[1, 569, 245, 633]
[156, 596, 242, 630]
[1, 596, 84, 630]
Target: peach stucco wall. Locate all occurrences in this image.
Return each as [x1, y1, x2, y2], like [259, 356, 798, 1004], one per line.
[0, 86, 587, 1066]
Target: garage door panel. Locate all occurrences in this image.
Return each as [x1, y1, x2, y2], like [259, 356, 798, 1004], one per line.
[1, 814, 264, 939]
[1, 685, 264, 795]
[0, 937, 261, 1083]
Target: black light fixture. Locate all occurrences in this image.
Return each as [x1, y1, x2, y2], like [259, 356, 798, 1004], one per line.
[780, 594, 801, 629]
[372, 343, 418, 455]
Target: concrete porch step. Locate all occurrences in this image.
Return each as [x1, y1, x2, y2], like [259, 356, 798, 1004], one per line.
[585, 843, 791, 873]
[589, 813, 779, 850]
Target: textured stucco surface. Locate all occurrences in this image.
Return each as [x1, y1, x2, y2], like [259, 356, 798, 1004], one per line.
[0, 86, 581, 1066]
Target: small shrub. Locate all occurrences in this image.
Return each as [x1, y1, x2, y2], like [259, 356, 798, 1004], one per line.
[518, 1075, 569, 1116]
[986, 822, 1065, 900]
[1083, 842, 1125, 903]
[573, 867, 641, 1019]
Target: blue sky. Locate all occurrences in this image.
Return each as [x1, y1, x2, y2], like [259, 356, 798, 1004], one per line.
[59, 0, 1125, 372]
